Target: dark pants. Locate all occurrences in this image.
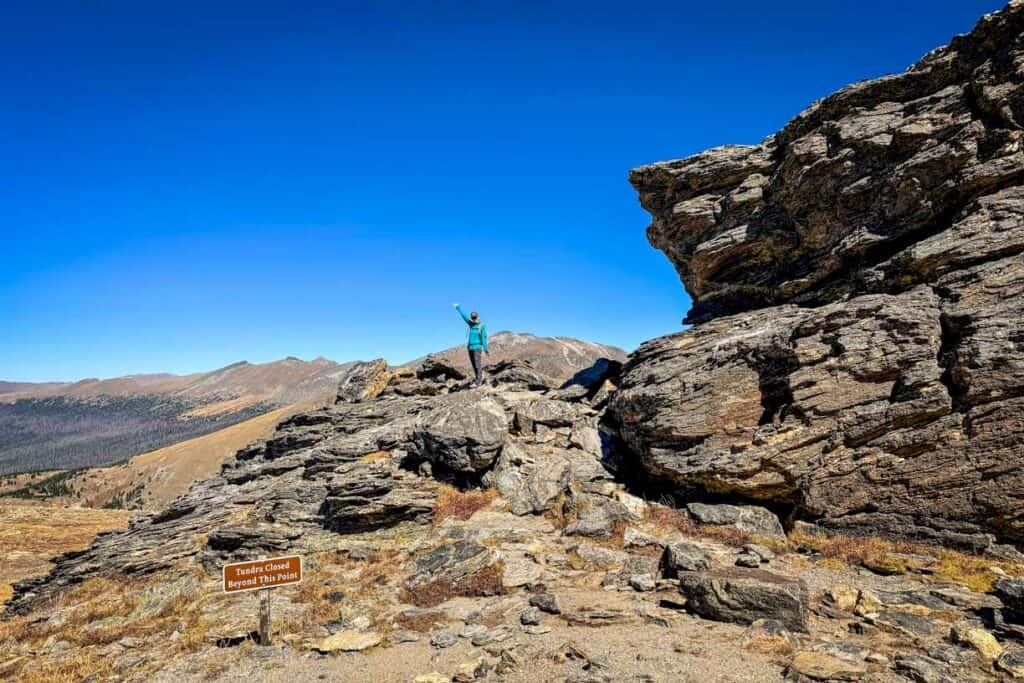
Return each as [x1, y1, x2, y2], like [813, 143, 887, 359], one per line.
[468, 348, 483, 385]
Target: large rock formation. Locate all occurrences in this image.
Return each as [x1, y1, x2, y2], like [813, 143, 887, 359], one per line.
[6, 346, 621, 614]
[610, 2, 1024, 550]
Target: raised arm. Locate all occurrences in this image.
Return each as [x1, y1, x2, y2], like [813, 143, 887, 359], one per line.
[453, 302, 472, 325]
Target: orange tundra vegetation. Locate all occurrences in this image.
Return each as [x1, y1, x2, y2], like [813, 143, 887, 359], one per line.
[432, 484, 498, 524]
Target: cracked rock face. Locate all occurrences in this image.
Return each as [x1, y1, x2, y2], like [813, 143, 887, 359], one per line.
[631, 3, 1024, 325]
[611, 2, 1024, 548]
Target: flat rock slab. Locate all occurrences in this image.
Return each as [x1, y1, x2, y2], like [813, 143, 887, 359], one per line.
[893, 654, 956, 683]
[313, 631, 383, 653]
[789, 651, 866, 681]
[678, 568, 808, 632]
[562, 607, 632, 627]
[686, 503, 785, 537]
[501, 555, 542, 588]
[867, 611, 941, 640]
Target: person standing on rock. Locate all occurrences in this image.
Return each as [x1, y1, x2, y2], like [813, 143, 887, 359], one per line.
[453, 302, 488, 386]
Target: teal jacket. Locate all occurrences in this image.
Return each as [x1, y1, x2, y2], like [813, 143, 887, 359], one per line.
[456, 304, 488, 351]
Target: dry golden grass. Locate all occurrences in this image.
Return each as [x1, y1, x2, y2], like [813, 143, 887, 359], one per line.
[8, 652, 115, 683]
[0, 567, 217, 682]
[278, 548, 406, 637]
[0, 500, 130, 608]
[790, 529, 1024, 592]
[791, 529, 916, 570]
[292, 578, 340, 623]
[179, 394, 267, 418]
[433, 485, 498, 525]
[0, 578, 149, 680]
[359, 449, 392, 463]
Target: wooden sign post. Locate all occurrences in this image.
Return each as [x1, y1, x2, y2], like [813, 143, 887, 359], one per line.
[222, 555, 302, 645]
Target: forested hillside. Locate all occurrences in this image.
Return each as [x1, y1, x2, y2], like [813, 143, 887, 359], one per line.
[0, 395, 271, 474]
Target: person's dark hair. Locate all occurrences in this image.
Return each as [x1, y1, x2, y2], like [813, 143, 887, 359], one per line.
[470, 311, 479, 321]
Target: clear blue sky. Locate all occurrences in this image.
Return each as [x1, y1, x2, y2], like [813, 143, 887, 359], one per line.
[1, 1, 1002, 381]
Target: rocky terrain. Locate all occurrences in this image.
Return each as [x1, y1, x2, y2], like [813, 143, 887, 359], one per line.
[614, 0, 1024, 551]
[2, 4, 1024, 683]
[3, 347, 1024, 682]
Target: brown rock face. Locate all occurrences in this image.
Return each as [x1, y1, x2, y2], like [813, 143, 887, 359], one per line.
[611, 2, 1024, 549]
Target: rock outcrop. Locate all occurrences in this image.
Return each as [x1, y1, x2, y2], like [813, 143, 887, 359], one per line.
[610, 2, 1024, 549]
[6, 347, 622, 614]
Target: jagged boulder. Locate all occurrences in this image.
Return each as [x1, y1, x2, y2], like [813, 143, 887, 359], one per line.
[481, 442, 571, 515]
[686, 503, 785, 538]
[416, 356, 469, 382]
[5, 388, 441, 614]
[322, 459, 438, 532]
[205, 526, 301, 556]
[563, 493, 632, 537]
[632, 4, 1024, 324]
[512, 397, 581, 432]
[413, 392, 509, 473]
[403, 541, 505, 607]
[335, 359, 391, 403]
[660, 541, 712, 576]
[486, 359, 558, 390]
[678, 568, 809, 631]
[610, 3, 1024, 547]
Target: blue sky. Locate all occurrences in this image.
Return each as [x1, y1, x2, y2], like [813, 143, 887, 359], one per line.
[1, 1, 1003, 381]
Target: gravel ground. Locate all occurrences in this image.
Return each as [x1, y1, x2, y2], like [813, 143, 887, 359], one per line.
[158, 611, 787, 683]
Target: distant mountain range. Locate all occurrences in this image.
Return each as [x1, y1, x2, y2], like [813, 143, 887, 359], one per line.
[0, 356, 353, 406]
[0, 356, 358, 476]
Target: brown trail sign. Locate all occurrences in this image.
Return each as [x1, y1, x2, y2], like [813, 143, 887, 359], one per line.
[222, 555, 302, 645]
[222, 555, 302, 593]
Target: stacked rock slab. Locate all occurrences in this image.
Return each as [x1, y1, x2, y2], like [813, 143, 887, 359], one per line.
[610, 2, 1024, 549]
